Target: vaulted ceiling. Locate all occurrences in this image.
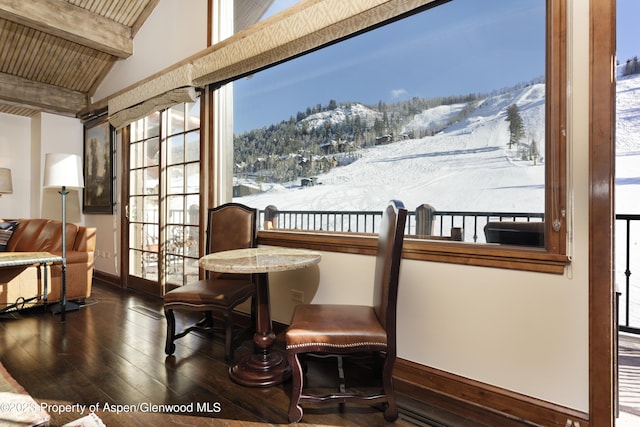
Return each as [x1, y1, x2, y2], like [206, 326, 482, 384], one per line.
[0, 0, 274, 120]
[0, 0, 160, 118]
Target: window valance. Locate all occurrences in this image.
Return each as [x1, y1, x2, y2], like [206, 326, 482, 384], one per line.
[105, 0, 441, 128]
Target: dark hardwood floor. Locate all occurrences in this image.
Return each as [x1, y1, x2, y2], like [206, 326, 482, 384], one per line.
[0, 280, 487, 427]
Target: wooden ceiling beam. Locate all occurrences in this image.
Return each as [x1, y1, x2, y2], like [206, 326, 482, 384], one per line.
[0, 72, 87, 116]
[0, 0, 132, 58]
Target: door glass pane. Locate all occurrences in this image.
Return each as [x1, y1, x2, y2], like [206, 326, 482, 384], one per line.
[144, 196, 159, 223]
[184, 224, 199, 257]
[129, 196, 143, 222]
[146, 112, 160, 138]
[167, 135, 184, 165]
[167, 195, 184, 223]
[186, 131, 200, 162]
[186, 100, 200, 131]
[169, 104, 185, 134]
[128, 223, 158, 281]
[130, 169, 143, 195]
[144, 138, 159, 167]
[130, 141, 144, 169]
[185, 163, 199, 193]
[167, 165, 184, 194]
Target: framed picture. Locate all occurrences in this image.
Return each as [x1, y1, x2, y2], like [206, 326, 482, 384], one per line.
[83, 117, 114, 214]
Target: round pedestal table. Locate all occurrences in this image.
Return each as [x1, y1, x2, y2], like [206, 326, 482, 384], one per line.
[199, 247, 321, 387]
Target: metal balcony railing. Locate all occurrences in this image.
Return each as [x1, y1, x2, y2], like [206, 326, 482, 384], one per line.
[616, 214, 640, 334]
[259, 207, 544, 243]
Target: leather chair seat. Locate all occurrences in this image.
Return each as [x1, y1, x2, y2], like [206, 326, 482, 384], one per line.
[286, 304, 387, 351]
[165, 278, 254, 308]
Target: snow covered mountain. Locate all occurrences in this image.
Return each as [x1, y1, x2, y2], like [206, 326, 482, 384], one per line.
[298, 102, 381, 130]
[236, 82, 548, 214]
[235, 72, 638, 220]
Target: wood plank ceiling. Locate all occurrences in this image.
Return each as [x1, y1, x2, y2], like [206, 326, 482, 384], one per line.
[0, 0, 159, 118]
[0, 0, 276, 120]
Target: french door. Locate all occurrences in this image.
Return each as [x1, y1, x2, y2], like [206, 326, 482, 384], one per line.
[125, 100, 201, 296]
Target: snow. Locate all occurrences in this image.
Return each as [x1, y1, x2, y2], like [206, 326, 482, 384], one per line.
[236, 82, 547, 214]
[235, 71, 639, 217]
[299, 103, 380, 130]
[616, 72, 640, 214]
[403, 103, 467, 133]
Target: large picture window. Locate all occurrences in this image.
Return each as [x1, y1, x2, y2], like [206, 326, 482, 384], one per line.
[221, 0, 567, 273]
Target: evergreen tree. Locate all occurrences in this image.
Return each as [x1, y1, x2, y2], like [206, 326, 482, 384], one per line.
[373, 117, 384, 136]
[624, 57, 639, 76]
[530, 138, 540, 165]
[506, 104, 525, 149]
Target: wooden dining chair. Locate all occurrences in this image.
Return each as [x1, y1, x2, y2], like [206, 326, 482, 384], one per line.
[164, 203, 257, 363]
[285, 200, 407, 422]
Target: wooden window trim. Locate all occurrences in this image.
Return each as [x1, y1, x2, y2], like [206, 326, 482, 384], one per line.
[254, 0, 569, 275]
[258, 230, 569, 274]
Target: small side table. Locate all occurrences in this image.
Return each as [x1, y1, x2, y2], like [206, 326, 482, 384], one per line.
[0, 252, 63, 318]
[200, 247, 321, 387]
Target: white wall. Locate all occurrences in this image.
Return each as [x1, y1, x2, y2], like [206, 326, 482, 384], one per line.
[0, 112, 84, 221]
[92, 0, 208, 103]
[0, 113, 31, 219]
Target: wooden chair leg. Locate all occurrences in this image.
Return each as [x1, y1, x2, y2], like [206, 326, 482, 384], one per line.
[382, 356, 398, 421]
[287, 351, 304, 423]
[164, 309, 176, 355]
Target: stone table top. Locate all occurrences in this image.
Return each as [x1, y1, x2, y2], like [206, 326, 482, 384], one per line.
[0, 252, 63, 267]
[199, 247, 321, 274]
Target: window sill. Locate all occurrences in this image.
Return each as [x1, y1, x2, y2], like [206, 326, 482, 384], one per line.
[258, 230, 570, 274]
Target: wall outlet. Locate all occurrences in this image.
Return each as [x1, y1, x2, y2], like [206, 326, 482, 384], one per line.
[290, 289, 304, 303]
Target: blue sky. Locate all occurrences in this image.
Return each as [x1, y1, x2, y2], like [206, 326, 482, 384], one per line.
[617, 0, 640, 64]
[233, 0, 546, 133]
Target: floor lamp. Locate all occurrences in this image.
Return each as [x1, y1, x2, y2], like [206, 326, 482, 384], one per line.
[43, 153, 84, 321]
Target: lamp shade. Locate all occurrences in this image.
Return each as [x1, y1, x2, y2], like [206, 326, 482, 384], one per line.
[0, 168, 12, 194]
[43, 153, 84, 189]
